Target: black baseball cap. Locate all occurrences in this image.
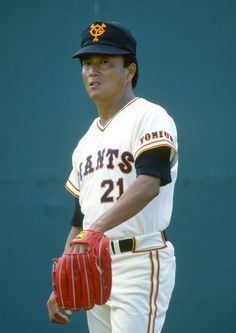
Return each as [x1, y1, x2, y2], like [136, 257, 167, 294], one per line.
[72, 21, 136, 59]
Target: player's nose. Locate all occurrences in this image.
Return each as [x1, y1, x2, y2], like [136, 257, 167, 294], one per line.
[87, 62, 99, 76]
[89, 70, 99, 77]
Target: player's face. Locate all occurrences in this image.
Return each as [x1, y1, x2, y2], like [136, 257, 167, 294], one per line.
[81, 55, 130, 103]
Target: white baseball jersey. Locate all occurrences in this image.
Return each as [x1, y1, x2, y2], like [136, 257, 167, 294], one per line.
[66, 97, 178, 240]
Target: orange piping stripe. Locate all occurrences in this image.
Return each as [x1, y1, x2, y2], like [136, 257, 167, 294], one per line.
[133, 244, 167, 253]
[147, 251, 154, 333]
[65, 185, 80, 199]
[134, 141, 176, 160]
[135, 144, 175, 160]
[96, 121, 105, 132]
[132, 234, 167, 254]
[132, 236, 136, 252]
[96, 97, 140, 132]
[152, 250, 160, 333]
[67, 179, 80, 192]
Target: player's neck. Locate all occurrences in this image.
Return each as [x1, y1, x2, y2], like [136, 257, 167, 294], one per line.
[95, 91, 136, 127]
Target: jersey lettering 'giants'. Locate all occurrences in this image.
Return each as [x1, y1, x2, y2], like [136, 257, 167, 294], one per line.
[78, 148, 134, 181]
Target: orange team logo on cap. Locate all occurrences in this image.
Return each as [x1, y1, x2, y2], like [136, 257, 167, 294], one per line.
[90, 23, 107, 42]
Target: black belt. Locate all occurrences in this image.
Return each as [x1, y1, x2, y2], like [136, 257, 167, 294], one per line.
[111, 238, 133, 253]
[110, 231, 168, 254]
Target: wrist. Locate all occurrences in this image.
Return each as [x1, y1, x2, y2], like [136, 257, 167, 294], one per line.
[90, 220, 107, 234]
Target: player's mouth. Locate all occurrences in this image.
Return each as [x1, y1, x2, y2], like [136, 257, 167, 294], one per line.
[89, 81, 101, 88]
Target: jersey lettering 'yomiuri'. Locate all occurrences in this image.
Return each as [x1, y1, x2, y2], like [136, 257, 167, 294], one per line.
[140, 131, 174, 145]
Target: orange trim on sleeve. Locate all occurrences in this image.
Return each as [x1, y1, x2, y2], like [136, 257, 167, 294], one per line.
[65, 185, 80, 199]
[65, 179, 80, 198]
[134, 141, 177, 160]
[67, 179, 80, 192]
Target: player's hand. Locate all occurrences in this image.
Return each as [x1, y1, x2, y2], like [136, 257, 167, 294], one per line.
[64, 242, 88, 254]
[70, 243, 88, 253]
[47, 292, 70, 324]
[69, 232, 89, 253]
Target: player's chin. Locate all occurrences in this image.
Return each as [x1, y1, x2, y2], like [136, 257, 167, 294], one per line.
[87, 90, 105, 101]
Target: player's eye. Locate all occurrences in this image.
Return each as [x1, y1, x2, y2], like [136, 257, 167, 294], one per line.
[100, 57, 111, 65]
[82, 60, 91, 67]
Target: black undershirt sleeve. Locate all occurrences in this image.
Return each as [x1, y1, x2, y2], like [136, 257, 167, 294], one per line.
[135, 146, 172, 186]
[71, 198, 84, 227]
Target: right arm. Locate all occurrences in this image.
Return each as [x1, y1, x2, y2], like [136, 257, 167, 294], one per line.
[47, 199, 83, 324]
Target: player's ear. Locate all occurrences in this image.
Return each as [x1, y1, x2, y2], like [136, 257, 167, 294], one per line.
[126, 63, 136, 84]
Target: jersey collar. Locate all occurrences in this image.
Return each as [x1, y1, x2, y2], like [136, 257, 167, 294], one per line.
[96, 97, 140, 132]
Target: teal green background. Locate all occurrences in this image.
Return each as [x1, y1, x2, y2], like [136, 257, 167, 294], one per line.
[0, 0, 235, 332]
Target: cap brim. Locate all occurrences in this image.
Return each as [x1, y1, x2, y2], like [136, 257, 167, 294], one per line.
[72, 44, 131, 59]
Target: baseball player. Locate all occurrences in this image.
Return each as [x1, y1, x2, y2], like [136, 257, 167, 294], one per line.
[47, 21, 178, 333]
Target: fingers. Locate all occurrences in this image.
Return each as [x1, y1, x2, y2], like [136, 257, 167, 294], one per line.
[51, 312, 69, 324]
[65, 244, 88, 254]
[47, 292, 69, 325]
[65, 310, 72, 315]
[71, 244, 89, 253]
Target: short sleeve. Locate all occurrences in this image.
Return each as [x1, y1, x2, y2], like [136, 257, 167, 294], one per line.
[65, 147, 80, 198]
[133, 107, 178, 167]
[65, 169, 80, 198]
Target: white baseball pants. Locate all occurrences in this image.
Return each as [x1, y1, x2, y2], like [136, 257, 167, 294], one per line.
[87, 233, 176, 333]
